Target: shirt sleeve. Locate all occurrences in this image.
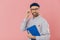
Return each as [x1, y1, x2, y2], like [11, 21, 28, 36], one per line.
[20, 18, 29, 31]
[36, 19, 50, 40]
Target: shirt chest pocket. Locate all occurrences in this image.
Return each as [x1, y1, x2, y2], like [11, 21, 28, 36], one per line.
[34, 20, 41, 27]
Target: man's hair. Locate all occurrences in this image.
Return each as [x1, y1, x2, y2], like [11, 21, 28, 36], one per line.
[30, 3, 40, 8]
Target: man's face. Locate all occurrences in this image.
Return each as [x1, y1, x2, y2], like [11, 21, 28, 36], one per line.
[30, 6, 40, 17]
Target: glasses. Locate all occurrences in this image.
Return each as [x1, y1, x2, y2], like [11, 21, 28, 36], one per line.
[31, 8, 39, 10]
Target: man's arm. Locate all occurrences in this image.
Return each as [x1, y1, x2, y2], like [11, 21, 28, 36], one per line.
[20, 10, 30, 31]
[20, 18, 29, 31]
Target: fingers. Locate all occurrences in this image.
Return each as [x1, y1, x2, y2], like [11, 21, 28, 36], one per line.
[27, 9, 31, 13]
[25, 9, 31, 18]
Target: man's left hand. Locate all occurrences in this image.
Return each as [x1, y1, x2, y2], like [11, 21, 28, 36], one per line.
[27, 34, 36, 39]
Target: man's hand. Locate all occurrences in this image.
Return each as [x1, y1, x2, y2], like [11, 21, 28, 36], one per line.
[27, 34, 36, 39]
[25, 9, 30, 19]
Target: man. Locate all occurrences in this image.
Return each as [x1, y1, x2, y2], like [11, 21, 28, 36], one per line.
[21, 3, 50, 40]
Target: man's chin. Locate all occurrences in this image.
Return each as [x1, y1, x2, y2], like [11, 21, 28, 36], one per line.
[33, 15, 38, 17]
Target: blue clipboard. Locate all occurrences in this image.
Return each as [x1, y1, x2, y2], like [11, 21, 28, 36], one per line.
[27, 25, 40, 36]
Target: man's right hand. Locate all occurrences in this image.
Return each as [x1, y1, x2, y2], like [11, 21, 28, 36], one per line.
[25, 9, 30, 19]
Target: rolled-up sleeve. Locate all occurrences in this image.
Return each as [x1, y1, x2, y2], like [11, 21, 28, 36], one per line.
[36, 19, 50, 40]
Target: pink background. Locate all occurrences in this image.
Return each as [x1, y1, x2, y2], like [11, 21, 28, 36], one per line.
[0, 0, 60, 40]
